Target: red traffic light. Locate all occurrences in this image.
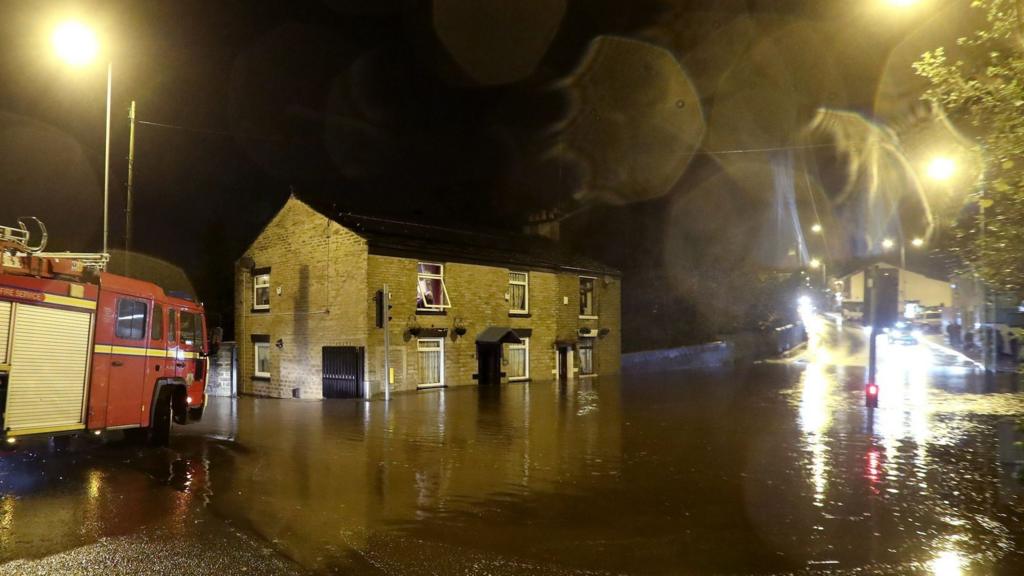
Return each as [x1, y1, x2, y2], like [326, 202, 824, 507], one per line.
[866, 384, 878, 396]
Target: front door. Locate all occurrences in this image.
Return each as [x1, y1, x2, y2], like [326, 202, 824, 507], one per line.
[104, 292, 150, 427]
[322, 346, 364, 398]
[476, 343, 502, 385]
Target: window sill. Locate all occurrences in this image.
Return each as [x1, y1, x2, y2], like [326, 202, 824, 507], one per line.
[417, 384, 446, 390]
[252, 374, 271, 381]
[416, 309, 447, 316]
[579, 315, 599, 320]
[251, 308, 270, 314]
[509, 311, 530, 318]
[508, 378, 531, 383]
[580, 373, 598, 378]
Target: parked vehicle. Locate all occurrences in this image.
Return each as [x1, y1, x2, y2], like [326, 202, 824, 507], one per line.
[841, 300, 864, 322]
[0, 219, 215, 446]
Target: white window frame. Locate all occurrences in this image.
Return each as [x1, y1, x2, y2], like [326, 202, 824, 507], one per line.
[416, 263, 451, 311]
[508, 271, 529, 314]
[254, 342, 271, 378]
[579, 338, 596, 377]
[579, 276, 598, 319]
[253, 273, 271, 311]
[506, 337, 529, 381]
[417, 338, 445, 387]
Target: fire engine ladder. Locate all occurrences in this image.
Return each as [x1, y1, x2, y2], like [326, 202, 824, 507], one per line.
[34, 252, 110, 270]
[0, 217, 47, 253]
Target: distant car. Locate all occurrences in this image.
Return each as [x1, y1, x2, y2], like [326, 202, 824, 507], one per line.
[887, 322, 919, 345]
[918, 310, 943, 333]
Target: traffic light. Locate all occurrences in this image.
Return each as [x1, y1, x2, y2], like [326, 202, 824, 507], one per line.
[374, 289, 392, 328]
[865, 382, 879, 408]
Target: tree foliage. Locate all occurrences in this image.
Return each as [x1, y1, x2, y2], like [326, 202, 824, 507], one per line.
[913, 0, 1024, 291]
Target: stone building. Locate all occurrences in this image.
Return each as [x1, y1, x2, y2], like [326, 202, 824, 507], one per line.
[234, 196, 621, 399]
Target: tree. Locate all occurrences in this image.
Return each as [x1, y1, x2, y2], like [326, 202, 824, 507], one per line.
[913, 0, 1024, 291]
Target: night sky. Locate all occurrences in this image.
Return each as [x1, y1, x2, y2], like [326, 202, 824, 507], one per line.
[0, 0, 969, 342]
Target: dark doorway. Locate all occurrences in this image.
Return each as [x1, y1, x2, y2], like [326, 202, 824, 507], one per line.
[476, 343, 502, 385]
[322, 346, 364, 399]
[557, 347, 569, 381]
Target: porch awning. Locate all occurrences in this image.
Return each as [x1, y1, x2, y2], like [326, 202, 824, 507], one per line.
[476, 327, 523, 344]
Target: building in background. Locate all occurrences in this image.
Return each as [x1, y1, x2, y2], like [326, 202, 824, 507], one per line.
[234, 196, 621, 399]
[838, 263, 952, 321]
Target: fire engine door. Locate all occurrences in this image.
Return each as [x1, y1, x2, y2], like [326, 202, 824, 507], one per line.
[103, 292, 150, 427]
[166, 308, 182, 378]
[177, 310, 201, 386]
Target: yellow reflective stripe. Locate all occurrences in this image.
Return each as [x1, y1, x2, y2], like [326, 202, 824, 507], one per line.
[93, 345, 199, 359]
[42, 293, 97, 310]
[8, 423, 85, 437]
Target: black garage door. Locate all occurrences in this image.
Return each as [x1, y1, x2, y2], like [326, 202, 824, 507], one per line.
[322, 346, 364, 399]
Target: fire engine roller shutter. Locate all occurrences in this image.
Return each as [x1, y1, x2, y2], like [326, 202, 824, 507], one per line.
[6, 303, 92, 433]
[0, 301, 10, 365]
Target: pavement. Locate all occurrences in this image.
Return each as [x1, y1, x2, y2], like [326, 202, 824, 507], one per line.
[2, 316, 1024, 574]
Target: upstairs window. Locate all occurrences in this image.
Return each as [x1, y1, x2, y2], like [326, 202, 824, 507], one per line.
[167, 309, 177, 342]
[253, 272, 271, 310]
[115, 298, 148, 341]
[416, 263, 451, 311]
[580, 276, 597, 317]
[509, 271, 529, 314]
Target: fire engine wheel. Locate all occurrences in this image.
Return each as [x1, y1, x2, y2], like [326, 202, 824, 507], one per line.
[150, 388, 173, 446]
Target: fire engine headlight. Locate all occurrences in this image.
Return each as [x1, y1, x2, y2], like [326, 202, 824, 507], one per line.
[186, 396, 193, 404]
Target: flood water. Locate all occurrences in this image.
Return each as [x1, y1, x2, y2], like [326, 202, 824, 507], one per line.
[3, 328, 1024, 574]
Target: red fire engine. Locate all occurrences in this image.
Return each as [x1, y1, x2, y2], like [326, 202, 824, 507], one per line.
[0, 219, 213, 446]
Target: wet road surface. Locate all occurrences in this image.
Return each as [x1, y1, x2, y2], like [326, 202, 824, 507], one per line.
[2, 317, 1024, 574]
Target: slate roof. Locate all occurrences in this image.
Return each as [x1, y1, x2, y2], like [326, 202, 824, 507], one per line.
[303, 199, 619, 276]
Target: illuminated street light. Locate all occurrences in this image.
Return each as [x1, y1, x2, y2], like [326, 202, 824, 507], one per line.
[911, 237, 924, 247]
[52, 20, 112, 256]
[881, 238, 895, 250]
[809, 258, 821, 269]
[926, 156, 956, 182]
[811, 223, 823, 234]
[887, 0, 918, 6]
[52, 21, 98, 67]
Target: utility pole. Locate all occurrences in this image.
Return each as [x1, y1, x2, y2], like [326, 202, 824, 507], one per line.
[382, 283, 390, 402]
[866, 265, 879, 408]
[125, 100, 136, 276]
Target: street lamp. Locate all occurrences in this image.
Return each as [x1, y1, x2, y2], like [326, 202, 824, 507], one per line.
[52, 20, 111, 256]
[926, 156, 956, 182]
[881, 238, 895, 250]
[811, 223, 823, 234]
[911, 237, 924, 248]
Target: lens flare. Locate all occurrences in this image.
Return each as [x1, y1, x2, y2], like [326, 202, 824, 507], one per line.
[926, 156, 956, 181]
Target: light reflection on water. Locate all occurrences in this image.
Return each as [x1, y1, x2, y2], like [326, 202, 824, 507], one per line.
[0, 346, 1023, 573]
[790, 325, 1024, 573]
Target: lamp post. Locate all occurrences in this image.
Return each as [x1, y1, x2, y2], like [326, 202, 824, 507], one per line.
[52, 21, 111, 256]
[809, 257, 826, 287]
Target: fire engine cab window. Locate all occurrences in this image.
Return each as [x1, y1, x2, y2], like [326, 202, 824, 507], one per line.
[151, 304, 163, 341]
[115, 299, 148, 341]
[180, 312, 198, 346]
[167, 309, 176, 342]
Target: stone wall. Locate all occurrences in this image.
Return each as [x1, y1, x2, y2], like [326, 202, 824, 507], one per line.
[234, 197, 369, 398]
[206, 341, 236, 397]
[365, 255, 621, 395]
